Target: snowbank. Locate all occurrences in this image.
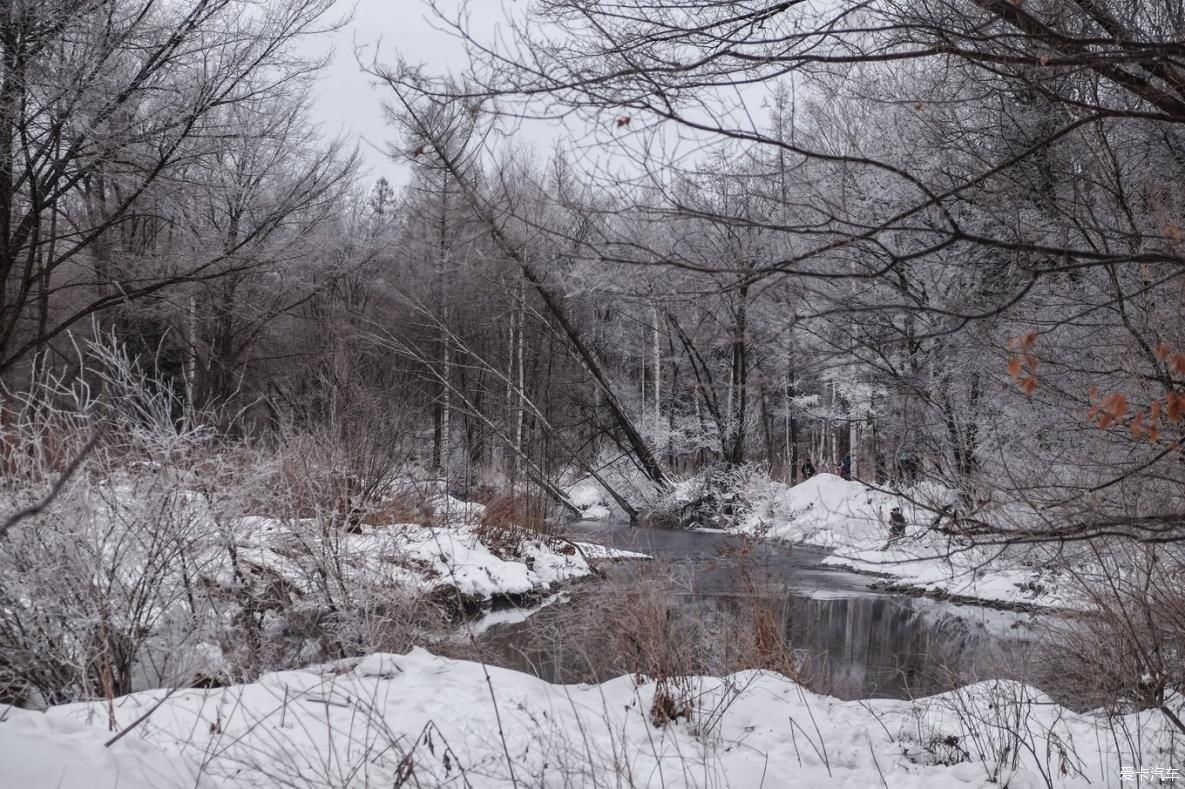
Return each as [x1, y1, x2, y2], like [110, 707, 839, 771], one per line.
[1, 484, 597, 695]
[0, 705, 202, 789]
[569, 541, 651, 560]
[229, 517, 594, 601]
[430, 492, 487, 525]
[565, 482, 613, 520]
[11, 648, 1172, 788]
[740, 474, 1075, 609]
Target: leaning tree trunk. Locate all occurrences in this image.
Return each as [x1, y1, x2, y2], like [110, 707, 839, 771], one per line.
[518, 263, 670, 490]
[384, 88, 670, 493]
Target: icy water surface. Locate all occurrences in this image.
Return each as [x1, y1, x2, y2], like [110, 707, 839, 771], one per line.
[463, 521, 1045, 701]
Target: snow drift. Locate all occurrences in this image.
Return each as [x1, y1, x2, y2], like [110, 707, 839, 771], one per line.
[3, 648, 1173, 788]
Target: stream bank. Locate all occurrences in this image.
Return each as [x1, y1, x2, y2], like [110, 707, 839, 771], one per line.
[451, 520, 1054, 703]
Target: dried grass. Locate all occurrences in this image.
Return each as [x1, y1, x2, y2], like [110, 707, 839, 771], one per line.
[475, 493, 550, 557]
[361, 493, 438, 527]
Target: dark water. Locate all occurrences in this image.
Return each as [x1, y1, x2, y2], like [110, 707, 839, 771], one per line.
[461, 521, 1044, 701]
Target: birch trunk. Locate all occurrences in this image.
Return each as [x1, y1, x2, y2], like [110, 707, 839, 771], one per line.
[513, 282, 525, 469]
[651, 303, 661, 435]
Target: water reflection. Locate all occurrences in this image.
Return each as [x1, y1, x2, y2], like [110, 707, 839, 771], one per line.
[705, 592, 1026, 699]
[468, 587, 1034, 700]
[457, 522, 1042, 701]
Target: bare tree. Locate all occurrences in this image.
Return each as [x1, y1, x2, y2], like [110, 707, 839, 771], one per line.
[0, 0, 343, 381]
[374, 64, 673, 495]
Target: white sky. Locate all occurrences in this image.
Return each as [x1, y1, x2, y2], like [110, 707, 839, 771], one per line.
[306, 0, 787, 194]
[308, 0, 506, 188]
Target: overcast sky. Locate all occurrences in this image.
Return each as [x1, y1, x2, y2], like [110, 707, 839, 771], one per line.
[307, 0, 784, 196]
[307, 0, 499, 188]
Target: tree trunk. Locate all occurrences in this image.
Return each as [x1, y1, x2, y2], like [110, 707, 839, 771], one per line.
[651, 303, 661, 434]
[848, 412, 859, 480]
[391, 103, 670, 492]
[434, 168, 451, 478]
[514, 283, 525, 464]
[440, 338, 451, 476]
[518, 263, 670, 489]
[729, 287, 748, 465]
[760, 386, 774, 470]
[785, 362, 799, 483]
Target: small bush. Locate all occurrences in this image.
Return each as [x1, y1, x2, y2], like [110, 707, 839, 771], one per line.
[362, 492, 439, 527]
[1045, 542, 1185, 712]
[649, 682, 693, 727]
[475, 493, 550, 558]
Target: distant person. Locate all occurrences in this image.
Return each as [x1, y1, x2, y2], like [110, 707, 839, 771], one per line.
[840, 454, 852, 481]
[889, 506, 907, 540]
[801, 458, 816, 480]
[898, 452, 918, 484]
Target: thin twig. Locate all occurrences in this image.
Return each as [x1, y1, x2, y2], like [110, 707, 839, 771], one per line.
[0, 431, 98, 541]
[104, 686, 179, 748]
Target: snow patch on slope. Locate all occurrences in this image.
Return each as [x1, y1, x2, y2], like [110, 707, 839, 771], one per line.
[16, 648, 1173, 788]
[566, 482, 613, 520]
[739, 474, 1075, 608]
[0, 705, 204, 789]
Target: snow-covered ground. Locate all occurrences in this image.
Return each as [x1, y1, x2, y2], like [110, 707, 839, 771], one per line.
[1, 479, 645, 697]
[737, 474, 1077, 609]
[3, 648, 1174, 788]
[216, 492, 598, 603]
[566, 481, 614, 520]
[565, 469, 1070, 609]
[569, 541, 651, 561]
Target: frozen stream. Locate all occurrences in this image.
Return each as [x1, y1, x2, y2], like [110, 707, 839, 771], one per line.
[460, 520, 1049, 701]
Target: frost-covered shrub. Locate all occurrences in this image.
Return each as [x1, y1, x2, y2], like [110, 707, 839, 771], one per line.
[0, 337, 223, 704]
[646, 463, 771, 529]
[0, 337, 427, 703]
[1046, 542, 1185, 713]
[907, 680, 1086, 787]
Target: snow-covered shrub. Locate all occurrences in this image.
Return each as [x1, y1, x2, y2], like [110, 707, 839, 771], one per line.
[0, 337, 444, 703]
[645, 463, 772, 529]
[907, 680, 1086, 787]
[0, 477, 212, 703]
[565, 481, 613, 520]
[579, 447, 669, 513]
[0, 337, 223, 704]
